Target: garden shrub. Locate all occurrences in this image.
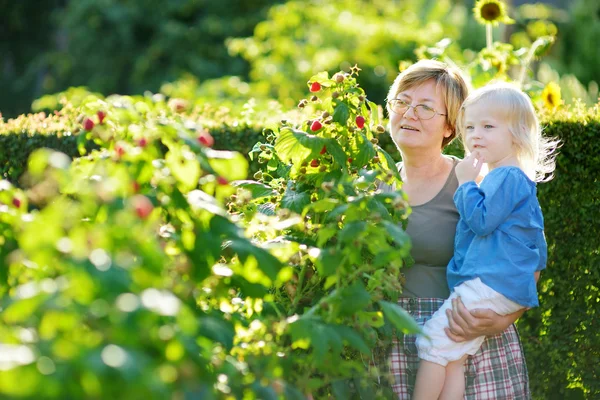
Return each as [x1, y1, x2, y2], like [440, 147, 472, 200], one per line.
[2, 87, 599, 399]
[516, 105, 600, 400]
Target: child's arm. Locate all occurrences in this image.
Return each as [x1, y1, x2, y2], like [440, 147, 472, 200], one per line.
[454, 168, 530, 236]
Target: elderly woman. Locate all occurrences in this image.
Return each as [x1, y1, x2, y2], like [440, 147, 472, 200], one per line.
[380, 60, 531, 399]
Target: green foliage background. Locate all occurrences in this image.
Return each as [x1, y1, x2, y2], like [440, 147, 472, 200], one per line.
[2, 0, 600, 118]
[2, 0, 600, 398]
[2, 94, 599, 398]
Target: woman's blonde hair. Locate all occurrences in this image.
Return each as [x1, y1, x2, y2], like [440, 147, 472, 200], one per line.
[386, 59, 470, 148]
[457, 82, 558, 182]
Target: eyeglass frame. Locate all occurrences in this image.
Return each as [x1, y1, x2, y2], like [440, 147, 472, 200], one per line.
[386, 98, 447, 120]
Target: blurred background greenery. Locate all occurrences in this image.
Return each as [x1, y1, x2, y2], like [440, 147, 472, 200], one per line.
[1, 0, 599, 119]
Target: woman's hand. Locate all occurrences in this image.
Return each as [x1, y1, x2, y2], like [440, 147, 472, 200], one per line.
[444, 296, 525, 342]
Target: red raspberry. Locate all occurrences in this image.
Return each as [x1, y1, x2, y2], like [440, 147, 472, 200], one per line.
[310, 120, 323, 132]
[97, 110, 106, 124]
[310, 159, 320, 168]
[12, 198, 21, 208]
[356, 115, 365, 129]
[198, 131, 214, 147]
[309, 82, 321, 92]
[319, 145, 327, 155]
[348, 157, 353, 163]
[115, 144, 126, 157]
[216, 176, 228, 185]
[83, 118, 95, 131]
[132, 195, 153, 219]
[138, 137, 148, 147]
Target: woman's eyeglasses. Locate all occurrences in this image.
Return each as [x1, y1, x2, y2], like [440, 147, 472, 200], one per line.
[387, 99, 446, 120]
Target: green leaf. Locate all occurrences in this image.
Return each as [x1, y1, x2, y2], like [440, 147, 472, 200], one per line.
[232, 180, 277, 199]
[339, 221, 366, 243]
[206, 149, 248, 181]
[356, 311, 385, 328]
[332, 380, 352, 400]
[379, 300, 421, 334]
[335, 282, 371, 317]
[303, 198, 339, 214]
[324, 138, 348, 172]
[315, 249, 343, 277]
[281, 182, 310, 213]
[381, 220, 411, 247]
[275, 128, 318, 166]
[368, 100, 381, 126]
[308, 71, 332, 87]
[166, 145, 201, 190]
[199, 316, 235, 351]
[2, 295, 47, 324]
[332, 102, 350, 125]
[351, 132, 377, 167]
[316, 225, 337, 247]
[331, 325, 371, 354]
[377, 148, 401, 180]
[229, 238, 283, 281]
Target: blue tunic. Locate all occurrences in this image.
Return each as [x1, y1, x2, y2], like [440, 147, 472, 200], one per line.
[446, 166, 547, 307]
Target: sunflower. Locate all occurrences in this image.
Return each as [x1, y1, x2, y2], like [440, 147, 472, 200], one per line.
[473, 0, 515, 26]
[541, 82, 561, 110]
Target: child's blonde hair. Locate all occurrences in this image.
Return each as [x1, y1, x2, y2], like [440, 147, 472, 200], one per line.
[457, 82, 558, 182]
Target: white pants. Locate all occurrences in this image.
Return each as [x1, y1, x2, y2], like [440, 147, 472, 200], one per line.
[416, 277, 523, 366]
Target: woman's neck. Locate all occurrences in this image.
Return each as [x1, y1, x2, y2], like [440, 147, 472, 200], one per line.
[400, 149, 449, 180]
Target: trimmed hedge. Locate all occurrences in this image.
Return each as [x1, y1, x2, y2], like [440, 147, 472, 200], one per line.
[517, 108, 600, 400]
[2, 106, 599, 398]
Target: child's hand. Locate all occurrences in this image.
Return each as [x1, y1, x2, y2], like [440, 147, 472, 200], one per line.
[456, 152, 484, 185]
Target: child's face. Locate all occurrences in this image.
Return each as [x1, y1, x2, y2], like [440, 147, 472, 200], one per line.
[463, 101, 519, 170]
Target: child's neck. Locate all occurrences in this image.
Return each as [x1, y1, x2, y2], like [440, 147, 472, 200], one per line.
[488, 154, 521, 172]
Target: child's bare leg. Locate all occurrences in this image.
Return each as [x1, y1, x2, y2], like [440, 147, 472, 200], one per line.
[413, 359, 446, 400]
[439, 355, 468, 400]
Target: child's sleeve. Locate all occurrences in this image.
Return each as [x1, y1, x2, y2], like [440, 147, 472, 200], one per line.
[453, 168, 530, 236]
[536, 230, 548, 271]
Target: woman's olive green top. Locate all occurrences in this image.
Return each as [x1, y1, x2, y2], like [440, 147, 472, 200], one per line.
[380, 157, 460, 299]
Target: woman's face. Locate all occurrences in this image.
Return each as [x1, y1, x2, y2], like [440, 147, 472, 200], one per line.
[389, 79, 452, 152]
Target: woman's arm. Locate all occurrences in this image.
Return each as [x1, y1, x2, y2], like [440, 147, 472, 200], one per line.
[445, 271, 540, 342]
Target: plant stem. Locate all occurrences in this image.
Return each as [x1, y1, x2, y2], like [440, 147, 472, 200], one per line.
[486, 23, 493, 50]
[292, 262, 308, 309]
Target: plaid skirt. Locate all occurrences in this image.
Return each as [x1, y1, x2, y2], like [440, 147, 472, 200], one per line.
[387, 297, 531, 400]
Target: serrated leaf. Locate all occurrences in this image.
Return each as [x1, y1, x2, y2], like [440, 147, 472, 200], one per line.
[323, 139, 348, 172]
[331, 325, 371, 354]
[229, 239, 283, 281]
[199, 316, 235, 351]
[205, 149, 248, 181]
[368, 101, 381, 126]
[339, 221, 366, 243]
[332, 380, 352, 399]
[258, 203, 276, 216]
[166, 145, 201, 190]
[281, 182, 310, 213]
[381, 220, 410, 247]
[232, 180, 277, 199]
[303, 198, 339, 215]
[335, 282, 371, 317]
[377, 148, 401, 180]
[351, 133, 377, 167]
[379, 300, 421, 334]
[308, 71, 332, 87]
[275, 128, 326, 168]
[315, 249, 343, 277]
[332, 102, 350, 125]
